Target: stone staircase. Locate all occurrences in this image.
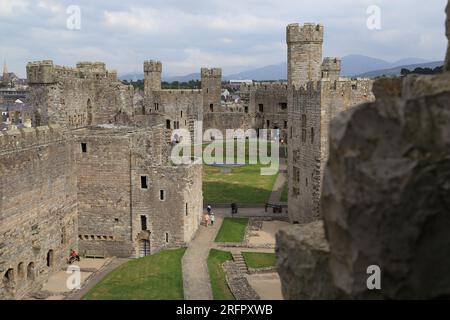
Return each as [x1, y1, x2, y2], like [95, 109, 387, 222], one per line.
[232, 253, 248, 274]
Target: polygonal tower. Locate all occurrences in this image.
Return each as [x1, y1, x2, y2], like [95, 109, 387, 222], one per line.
[286, 23, 324, 87]
[201, 68, 222, 113]
[144, 60, 162, 95]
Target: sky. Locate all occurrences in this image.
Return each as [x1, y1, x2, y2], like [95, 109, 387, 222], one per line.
[0, 0, 448, 78]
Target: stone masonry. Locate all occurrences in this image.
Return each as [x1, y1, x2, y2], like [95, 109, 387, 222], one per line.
[287, 23, 374, 223]
[278, 2, 450, 299]
[0, 60, 203, 300]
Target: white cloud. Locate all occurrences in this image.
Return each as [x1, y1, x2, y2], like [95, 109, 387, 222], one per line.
[0, 0, 29, 17]
[104, 8, 161, 33]
[0, 0, 447, 77]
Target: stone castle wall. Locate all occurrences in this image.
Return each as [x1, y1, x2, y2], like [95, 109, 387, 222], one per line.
[0, 125, 78, 300]
[1, 60, 204, 299]
[27, 60, 134, 129]
[288, 78, 374, 223]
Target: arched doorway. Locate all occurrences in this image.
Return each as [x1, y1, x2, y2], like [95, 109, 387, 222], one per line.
[139, 240, 150, 257]
[3, 269, 15, 287]
[27, 262, 35, 280]
[17, 262, 25, 279]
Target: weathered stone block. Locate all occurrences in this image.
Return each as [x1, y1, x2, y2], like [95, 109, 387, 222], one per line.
[322, 76, 450, 299]
[276, 221, 336, 299]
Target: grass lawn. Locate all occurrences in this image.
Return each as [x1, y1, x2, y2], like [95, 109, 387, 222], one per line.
[242, 252, 277, 269]
[280, 182, 288, 202]
[215, 217, 249, 243]
[207, 249, 234, 300]
[203, 164, 278, 204]
[178, 141, 279, 204]
[82, 248, 185, 300]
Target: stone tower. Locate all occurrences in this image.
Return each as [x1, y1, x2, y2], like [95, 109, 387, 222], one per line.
[321, 57, 341, 82]
[201, 68, 222, 113]
[287, 23, 324, 87]
[144, 60, 162, 95]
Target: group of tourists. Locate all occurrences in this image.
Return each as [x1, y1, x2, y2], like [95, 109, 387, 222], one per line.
[202, 205, 215, 227]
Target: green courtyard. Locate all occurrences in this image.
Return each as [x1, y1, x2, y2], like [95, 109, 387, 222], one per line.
[83, 248, 185, 300]
[196, 140, 279, 204]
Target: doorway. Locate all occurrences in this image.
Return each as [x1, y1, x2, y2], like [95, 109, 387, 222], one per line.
[139, 240, 150, 257]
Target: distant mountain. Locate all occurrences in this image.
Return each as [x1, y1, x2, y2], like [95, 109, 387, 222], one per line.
[224, 63, 287, 81]
[118, 55, 436, 82]
[164, 73, 201, 82]
[340, 55, 429, 77]
[356, 61, 443, 78]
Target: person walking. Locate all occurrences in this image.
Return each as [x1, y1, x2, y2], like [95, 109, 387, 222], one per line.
[204, 213, 210, 227]
[210, 213, 215, 226]
[207, 205, 212, 215]
[231, 203, 238, 216]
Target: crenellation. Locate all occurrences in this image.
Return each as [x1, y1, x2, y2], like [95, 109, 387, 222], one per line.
[0, 125, 65, 152]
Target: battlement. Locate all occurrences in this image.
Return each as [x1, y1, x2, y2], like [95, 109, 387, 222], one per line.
[76, 62, 107, 74]
[156, 89, 202, 94]
[0, 124, 65, 152]
[287, 23, 324, 44]
[322, 57, 342, 72]
[144, 60, 162, 73]
[27, 60, 118, 84]
[201, 68, 222, 78]
[240, 82, 289, 92]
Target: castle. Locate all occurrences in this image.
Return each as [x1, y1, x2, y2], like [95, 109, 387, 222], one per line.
[0, 22, 374, 300]
[0, 61, 204, 300]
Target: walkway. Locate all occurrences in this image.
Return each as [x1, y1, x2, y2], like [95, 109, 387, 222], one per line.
[182, 214, 223, 300]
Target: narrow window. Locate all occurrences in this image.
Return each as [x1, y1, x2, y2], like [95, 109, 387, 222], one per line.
[166, 120, 171, 129]
[81, 143, 87, 153]
[181, 111, 183, 118]
[284, 121, 288, 129]
[266, 120, 270, 128]
[141, 176, 148, 189]
[311, 127, 315, 144]
[46, 250, 54, 267]
[140, 215, 148, 231]
[244, 106, 248, 113]
[185, 203, 188, 216]
[160, 190, 165, 201]
[165, 233, 169, 243]
[301, 114, 306, 127]
[259, 104, 264, 112]
[210, 104, 214, 112]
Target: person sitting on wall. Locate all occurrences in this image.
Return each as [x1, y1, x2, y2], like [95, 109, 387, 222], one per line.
[69, 249, 80, 264]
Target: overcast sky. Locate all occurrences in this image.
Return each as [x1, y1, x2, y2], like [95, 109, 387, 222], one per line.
[0, 0, 447, 77]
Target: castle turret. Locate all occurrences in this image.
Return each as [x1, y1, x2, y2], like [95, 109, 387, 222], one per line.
[201, 68, 222, 113]
[26, 60, 56, 84]
[144, 60, 162, 94]
[322, 57, 341, 82]
[287, 23, 324, 87]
